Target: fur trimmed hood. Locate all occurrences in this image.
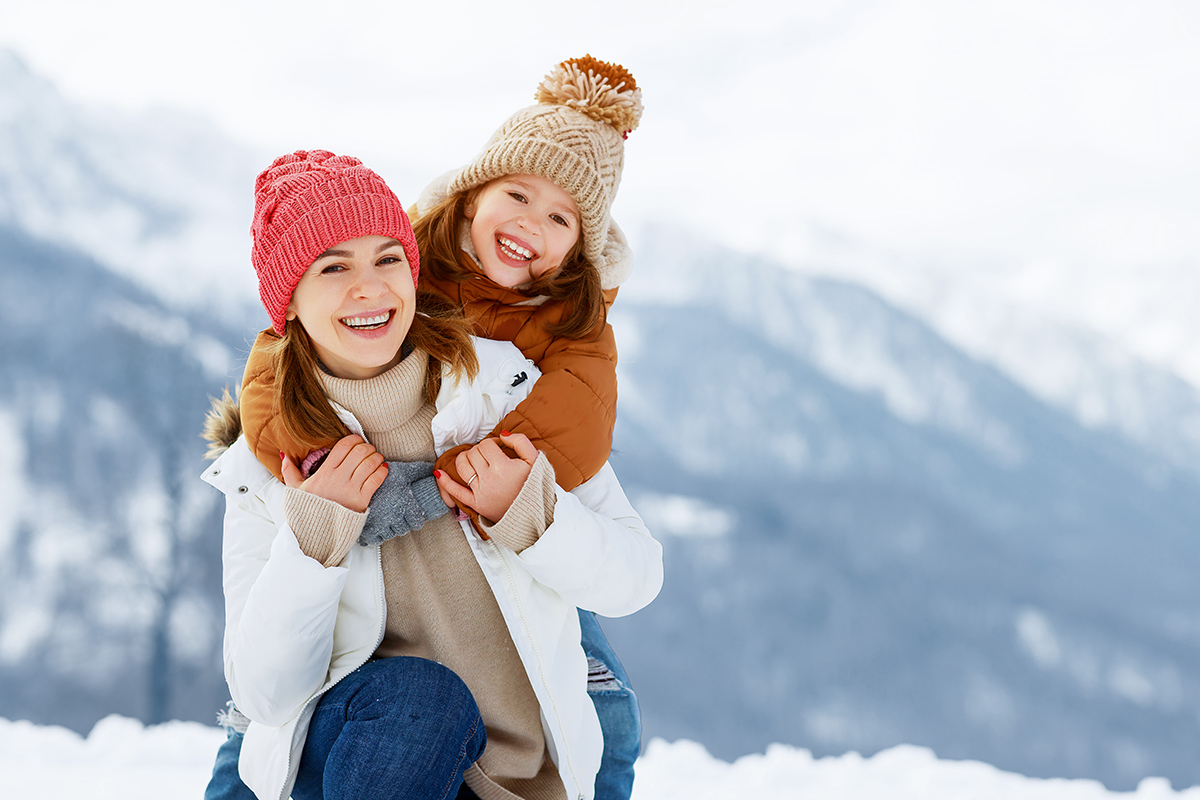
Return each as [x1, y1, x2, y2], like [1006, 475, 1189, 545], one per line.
[202, 388, 242, 459]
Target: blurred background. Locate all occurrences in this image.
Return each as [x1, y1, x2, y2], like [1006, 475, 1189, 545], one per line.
[2, 0, 1200, 790]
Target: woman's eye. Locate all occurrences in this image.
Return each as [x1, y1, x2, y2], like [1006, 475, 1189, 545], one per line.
[320, 264, 345, 275]
[378, 255, 401, 266]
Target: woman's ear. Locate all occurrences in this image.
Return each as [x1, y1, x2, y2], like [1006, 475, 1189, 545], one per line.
[286, 303, 297, 321]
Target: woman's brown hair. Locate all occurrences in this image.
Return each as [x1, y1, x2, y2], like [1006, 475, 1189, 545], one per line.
[265, 288, 479, 454]
[412, 185, 607, 340]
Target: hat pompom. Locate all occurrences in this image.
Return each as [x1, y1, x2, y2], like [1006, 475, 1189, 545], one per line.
[535, 55, 643, 136]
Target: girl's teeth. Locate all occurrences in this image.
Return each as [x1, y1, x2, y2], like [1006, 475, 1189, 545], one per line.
[499, 237, 533, 260]
[342, 312, 390, 329]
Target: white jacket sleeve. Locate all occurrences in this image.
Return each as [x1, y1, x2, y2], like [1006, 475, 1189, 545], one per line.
[513, 462, 663, 618]
[205, 438, 350, 727]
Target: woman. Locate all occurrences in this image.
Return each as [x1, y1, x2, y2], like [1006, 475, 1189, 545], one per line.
[201, 150, 662, 800]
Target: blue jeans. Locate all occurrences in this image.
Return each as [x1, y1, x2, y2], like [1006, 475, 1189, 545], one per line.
[206, 611, 640, 800]
[207, 657, 485, 800]
[204, 725, 246, 800]
[578, 609, 642, 800]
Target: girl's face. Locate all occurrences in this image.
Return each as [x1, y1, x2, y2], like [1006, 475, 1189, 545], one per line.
[286, 235, 416, 380]
[466, 174, 581, 289]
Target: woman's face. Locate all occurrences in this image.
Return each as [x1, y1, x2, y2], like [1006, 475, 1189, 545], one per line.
[286, 235, 416, 380]
[466, 174, 581, 289]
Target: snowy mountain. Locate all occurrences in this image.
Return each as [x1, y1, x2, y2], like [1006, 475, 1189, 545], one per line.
[0, 222, 241, 728]
[598, 231, 1200, 789]
[780, 231, 1200, 476]
[0, 48, 260, 318]
[2, 48, 1199, 791]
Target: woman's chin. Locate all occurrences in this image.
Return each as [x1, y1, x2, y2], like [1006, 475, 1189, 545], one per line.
[318, 337, 407, 380]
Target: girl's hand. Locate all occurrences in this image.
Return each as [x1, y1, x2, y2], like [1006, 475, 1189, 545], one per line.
[281, 434, 388, 514]
[436, 432, 539, 523]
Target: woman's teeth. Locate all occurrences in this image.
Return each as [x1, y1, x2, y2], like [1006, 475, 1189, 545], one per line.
[498, 236, 533, 261]
[341, 312, 390, 330]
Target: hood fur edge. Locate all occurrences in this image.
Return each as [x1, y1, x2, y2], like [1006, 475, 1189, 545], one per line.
[202, 387, 242, 459]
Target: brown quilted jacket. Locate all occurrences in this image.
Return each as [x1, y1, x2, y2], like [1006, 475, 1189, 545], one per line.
[237, 328, 295, 482]
[422, 252, 619, 494]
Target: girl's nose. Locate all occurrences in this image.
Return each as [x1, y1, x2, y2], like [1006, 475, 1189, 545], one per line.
[516, 213, 539, 235]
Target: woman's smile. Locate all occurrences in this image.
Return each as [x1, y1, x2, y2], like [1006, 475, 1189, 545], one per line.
[340, 310, 394, 331]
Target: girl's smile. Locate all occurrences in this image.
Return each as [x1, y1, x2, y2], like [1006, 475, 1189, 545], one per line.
[286, 235, 416, 379]
[466, 174, 581, 289]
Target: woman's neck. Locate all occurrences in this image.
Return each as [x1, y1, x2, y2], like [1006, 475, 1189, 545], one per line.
[318, 347, 435, 462]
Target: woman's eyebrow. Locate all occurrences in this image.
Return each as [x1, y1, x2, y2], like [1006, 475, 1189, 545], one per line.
[315, 239, 403, 260]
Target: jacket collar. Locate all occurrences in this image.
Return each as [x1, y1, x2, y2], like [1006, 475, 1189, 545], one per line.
[200, 436, 274, 497]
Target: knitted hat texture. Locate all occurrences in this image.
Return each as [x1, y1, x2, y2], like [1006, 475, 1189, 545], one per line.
[251, 150, 419, 335]
[448, 55, 643, 281]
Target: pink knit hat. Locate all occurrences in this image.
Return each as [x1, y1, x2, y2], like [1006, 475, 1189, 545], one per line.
[251, 150, 419, 335]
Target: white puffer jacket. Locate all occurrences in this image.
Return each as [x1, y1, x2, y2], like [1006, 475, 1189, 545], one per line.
[200, 339, 663, 800]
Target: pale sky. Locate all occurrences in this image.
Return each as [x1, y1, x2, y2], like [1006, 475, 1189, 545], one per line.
[3, 0, 1200, 273]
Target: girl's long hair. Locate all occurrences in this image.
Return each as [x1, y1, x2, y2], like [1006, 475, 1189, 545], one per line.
[265, 288, 479, 454]
[412, 185, 607, 340]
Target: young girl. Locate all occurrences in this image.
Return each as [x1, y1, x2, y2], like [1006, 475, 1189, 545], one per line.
[232, 57, 648, 800]
[413, 55, 644, 800]
[202, 150, 661, 800]
[413, 54, 641, 503]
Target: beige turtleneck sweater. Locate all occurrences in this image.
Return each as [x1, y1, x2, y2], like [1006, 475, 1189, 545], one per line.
[282, 350, 565, 800]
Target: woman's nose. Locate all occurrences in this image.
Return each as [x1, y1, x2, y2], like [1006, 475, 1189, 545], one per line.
[353, 270, 386, 297]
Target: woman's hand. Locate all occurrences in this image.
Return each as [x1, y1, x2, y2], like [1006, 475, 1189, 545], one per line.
[281, 434, 388, 514]
[436, 432, 539, 523]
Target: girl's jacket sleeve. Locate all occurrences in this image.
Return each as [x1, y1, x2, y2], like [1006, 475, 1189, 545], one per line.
[202, 439, 357, 728]
[435, 317, 618, 494]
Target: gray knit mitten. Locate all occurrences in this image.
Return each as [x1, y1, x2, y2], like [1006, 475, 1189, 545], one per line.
[358, 461, 450, 545]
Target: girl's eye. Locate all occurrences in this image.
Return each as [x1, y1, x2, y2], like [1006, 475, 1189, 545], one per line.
[551, 214, 569, 227]
[508, 192, 527, 203]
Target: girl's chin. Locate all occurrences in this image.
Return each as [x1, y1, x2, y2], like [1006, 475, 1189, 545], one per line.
[486, 267, 531, 289]
[480, 256, 532, 286]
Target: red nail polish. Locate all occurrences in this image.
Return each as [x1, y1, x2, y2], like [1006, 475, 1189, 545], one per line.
[279, 451, 286, 460]
[501, 430, 511, 436]
[434, 469, 443, 479]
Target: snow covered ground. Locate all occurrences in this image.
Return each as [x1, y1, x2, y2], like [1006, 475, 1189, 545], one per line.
[3, 715, 1196, 799]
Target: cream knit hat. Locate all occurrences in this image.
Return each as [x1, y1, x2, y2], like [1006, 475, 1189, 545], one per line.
[447, 55, 643, 289]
